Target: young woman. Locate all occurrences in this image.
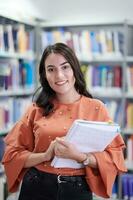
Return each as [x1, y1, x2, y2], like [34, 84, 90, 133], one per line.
[2, 43, 126, 200]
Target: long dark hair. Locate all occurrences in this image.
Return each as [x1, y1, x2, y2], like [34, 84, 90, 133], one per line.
[33, 43, 92, 116]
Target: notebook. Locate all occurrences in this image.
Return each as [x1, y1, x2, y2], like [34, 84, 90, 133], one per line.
[51, 119, 120, 168]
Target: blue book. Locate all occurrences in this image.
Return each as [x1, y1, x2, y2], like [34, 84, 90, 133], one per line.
[24, 61, 34, 87]
[0, 137, 5, 161]
[90, 31, 100, 55]
[129, 176, 133, 200]
[122, 174, 129, 200]
[112, 180, 118, 199]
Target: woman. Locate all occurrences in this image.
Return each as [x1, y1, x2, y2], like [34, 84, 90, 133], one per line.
[2, 43, 126, 200]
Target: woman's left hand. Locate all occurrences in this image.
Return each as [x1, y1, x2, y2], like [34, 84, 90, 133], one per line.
[54, 137, 83, 162]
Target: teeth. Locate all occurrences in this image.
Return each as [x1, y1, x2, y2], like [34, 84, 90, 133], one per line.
[56, 81, 66, 85]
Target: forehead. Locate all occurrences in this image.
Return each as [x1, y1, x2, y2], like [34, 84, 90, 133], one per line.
[45, 53, 68, 66]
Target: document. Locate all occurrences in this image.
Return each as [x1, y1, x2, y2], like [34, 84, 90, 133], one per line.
[51, 119, 120, 169]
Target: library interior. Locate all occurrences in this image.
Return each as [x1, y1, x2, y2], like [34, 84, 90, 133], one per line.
[0, 0, 133, 199]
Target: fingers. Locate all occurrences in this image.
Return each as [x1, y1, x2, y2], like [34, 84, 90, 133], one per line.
[55, 137, 69, 147]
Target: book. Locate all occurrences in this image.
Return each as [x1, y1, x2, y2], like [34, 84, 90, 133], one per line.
[0, 137, 5, 161]
[51, 119, 120, 168]
[0, 176, 5, 200]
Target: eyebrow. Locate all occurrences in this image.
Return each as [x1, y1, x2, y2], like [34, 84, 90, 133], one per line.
[46, 61, 69, 68]
[60, 61, 69, 66]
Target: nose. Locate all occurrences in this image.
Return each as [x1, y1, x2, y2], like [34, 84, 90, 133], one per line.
[55, 69, 64, 78]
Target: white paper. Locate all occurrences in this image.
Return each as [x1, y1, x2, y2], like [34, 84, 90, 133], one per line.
[51, 119, 120, 169]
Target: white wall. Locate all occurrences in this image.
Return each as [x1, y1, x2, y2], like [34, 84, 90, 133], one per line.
[31, 0, 133, 25]
[0, 0, 45, 24]
[0, 0, 133, 25]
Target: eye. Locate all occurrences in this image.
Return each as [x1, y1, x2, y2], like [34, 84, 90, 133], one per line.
[62, 65, 70, 70]
[47, 68, 54, 72]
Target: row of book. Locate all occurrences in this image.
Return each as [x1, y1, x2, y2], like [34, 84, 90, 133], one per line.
[104, 100, 133, 129]
[104, 100, 123, 125]
[126, 103, 133, 129]
[112, 173, 133, 200]
[0, 98, 122, 132]
[0, 59, 35, 91]
[0, 97, 31, 131]
[0, 137, 5, 162]
[0, 24, 35, 53]
[121, 173, 133, 200]
[81, 64, 133, 94]
[41, 29, 124, 59]
[126, 136, 133, 162]
[0, 137, 6, 200]
[127, 66, 133, 93]
[81, 64, 122, 90]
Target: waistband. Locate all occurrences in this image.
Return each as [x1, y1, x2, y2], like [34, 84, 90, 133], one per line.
[30, 167, 85, 184]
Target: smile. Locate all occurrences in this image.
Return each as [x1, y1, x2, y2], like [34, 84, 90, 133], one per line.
[55, 81, 67, 85]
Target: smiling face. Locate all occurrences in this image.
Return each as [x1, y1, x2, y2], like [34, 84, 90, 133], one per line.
[45, 53, 77, 99]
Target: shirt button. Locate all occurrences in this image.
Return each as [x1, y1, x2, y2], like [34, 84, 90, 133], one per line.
[59, 111, 63, 115]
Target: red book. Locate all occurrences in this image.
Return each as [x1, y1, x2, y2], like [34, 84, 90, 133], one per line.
[113, 66, 122, 87]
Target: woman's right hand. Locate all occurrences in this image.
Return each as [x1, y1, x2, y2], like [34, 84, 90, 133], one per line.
[44, 140, 56, 161]
[24, 140, 56, 168]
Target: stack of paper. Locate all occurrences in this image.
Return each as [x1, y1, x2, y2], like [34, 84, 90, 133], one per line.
[51, 119, 120, 169]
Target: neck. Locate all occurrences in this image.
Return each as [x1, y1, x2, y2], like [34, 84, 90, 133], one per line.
[56, 91, 81, 104]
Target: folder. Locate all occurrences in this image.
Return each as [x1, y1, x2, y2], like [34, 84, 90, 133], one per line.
[51, 119, 120, 168]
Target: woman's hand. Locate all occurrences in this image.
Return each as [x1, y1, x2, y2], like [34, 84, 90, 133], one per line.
[24, 140, 56, 168]
[45, 140, 56, 161]
[54, 137, 86, 162]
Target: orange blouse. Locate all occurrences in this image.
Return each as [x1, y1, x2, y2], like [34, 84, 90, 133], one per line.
[2, 96, 127, 197]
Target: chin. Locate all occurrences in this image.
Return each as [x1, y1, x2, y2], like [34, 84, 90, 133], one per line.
[55, 89, 70, 95]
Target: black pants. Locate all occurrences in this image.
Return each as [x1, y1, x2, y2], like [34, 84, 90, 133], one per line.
[18, 167, 92, 200]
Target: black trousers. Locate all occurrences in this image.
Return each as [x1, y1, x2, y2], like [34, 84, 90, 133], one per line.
[18, 167, 92, 200]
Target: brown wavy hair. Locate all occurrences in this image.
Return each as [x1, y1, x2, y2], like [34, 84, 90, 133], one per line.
[33, 43, 92, 116]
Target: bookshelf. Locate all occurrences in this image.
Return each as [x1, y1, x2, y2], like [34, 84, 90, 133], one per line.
[0, 15, 37, 136]
[0, 16, 133, 199]
[0, 15, 37, 199]
[39, 20, 133, 199]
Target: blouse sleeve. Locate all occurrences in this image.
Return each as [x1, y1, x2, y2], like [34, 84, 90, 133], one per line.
[2, 104, 36, 192]
[85, 101, 127, 198]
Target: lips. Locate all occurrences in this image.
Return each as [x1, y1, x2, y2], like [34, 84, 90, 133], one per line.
[55, 80, 68, 85]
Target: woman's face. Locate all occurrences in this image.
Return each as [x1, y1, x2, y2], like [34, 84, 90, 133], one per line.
[45, 53, 76, 96]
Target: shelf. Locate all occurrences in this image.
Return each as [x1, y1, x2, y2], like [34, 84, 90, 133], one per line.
[79, 54, 124, 63]
[0, 127, 12, 136]
[125, 160, 133, 170]
[41, 19, 133, 27]
[0, 12, 37, 26]
[0, 87, 35, 96]
[122, 128, 133, 135]
[126, 56, 133, 62]
[125, 92, 133, 98]
[90, 87, 122, 98]
[0, 51, 36, 60]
